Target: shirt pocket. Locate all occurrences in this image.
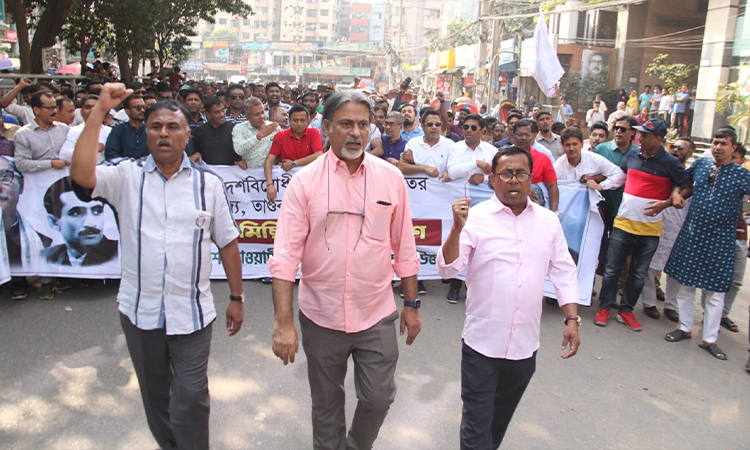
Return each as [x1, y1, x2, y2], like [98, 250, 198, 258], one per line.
[365, 202, 395, 241]
[193, 210, 213, 232]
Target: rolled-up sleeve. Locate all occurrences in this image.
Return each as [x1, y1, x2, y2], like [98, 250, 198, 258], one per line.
[268, 175, 309, 282]
[598, 155, 626, 191]
[547, 219, 579, 306]
[437, 222, 475, 279]
[390, 177, 420, 278]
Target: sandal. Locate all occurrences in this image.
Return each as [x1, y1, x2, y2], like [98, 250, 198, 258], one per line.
[665, 329, 691, 342]
[720, 317, 739, 333]
[699, 343, 727, 360]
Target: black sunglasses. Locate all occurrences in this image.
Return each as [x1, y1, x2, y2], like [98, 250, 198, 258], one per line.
[230, 94, 246, 100]
[463, 124, 479, 131]
[424, 122, 442, 128]
[612, 126, 631, 132]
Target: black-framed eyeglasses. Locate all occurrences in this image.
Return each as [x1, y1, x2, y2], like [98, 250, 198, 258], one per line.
[134, 90, 146, 95]
[463, 124, 478, 131]
[493, 171, 531, 183]
[672, 145, 685, 151]
[613, 126, 631, 133]
[425, 122, 442, 128]
[0, 169, 15, 185]
[384, 121, 399, 127]
[130, 105, 146, 111]
[38, 105, 58, 111]
[230, 94, 245, 100]
[326, 160, 366, 251]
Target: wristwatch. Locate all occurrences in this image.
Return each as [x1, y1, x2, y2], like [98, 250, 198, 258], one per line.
[564, 315, 581, 326]
[230, 293, 245, 303]
[404, 298, 421, 309]
[291, 160, 297, 168]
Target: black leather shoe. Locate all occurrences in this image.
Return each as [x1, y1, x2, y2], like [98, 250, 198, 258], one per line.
[664, 308, 679, 323]
[643, 306, 660, 320]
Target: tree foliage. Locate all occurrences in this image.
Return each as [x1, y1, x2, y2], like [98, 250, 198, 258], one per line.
[715, 66, 750, 144]
[645, 53, 698, 94]
[9, 0, 253, 78]
[559, 67, 610, 112]
[5, 0, 76, 73]
[209, 28, 241, 42]
[429, 19, 479, 53]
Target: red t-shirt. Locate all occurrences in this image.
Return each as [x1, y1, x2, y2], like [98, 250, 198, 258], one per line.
[530, 148, 557, 184]
[269, 127, 324, 161]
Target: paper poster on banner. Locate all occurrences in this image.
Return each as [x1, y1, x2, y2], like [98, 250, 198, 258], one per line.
[0, 215, 11, 286]
[9, 165, 121, 278]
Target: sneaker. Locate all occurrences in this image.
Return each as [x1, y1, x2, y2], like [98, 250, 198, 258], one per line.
[447, 287, 459, 304]
[417, 281, 427, 295]
[664, 308, 679, 323]
[593, 308, 610, 326]
[39, 283, 55, 300]
[260, 277, 273, 284]
[643, 306, 661, 320]
[11, 284, 28, 301]
[616, 311, 642, 331]
[55, 279, 75, 291]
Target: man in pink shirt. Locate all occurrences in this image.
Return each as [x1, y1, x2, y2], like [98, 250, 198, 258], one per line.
[437, 146, 581, 449]
[268, 90, 421, 450]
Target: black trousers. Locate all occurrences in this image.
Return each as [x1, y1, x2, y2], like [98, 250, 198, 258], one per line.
[120, 313, 213, 450]
[460, 341, 536, 450]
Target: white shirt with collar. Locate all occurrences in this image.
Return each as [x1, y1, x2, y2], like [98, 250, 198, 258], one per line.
[405, 134, 452, 175]
[88, 154, 239, 335]
[553, 150, 626, 191]
[446, 140, 498, 180]
[59, 122, 112, 163]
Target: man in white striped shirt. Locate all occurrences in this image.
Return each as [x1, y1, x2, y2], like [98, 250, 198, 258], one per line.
[70, 83, 245, 450]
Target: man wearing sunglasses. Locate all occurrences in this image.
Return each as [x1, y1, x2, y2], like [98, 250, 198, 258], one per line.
[593, 117, 639, 272]
[225, 84, 248, 124]
[594, 119, 689, 332]
[446, 114, 497, 186]
[400, 109, 451, 181]
[269, 90, 421, 450]
[104, 95, 148, 160]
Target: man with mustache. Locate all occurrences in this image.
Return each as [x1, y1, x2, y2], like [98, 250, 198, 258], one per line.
[270, 90, 421, 450]
[42, 176, 117, 266]
[70, 84, 245, 449]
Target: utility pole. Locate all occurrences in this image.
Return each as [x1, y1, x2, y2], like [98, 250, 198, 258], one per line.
[488, 1, 504, 113]
[477, 0, 490, 104]
[284, 0, 304, 83]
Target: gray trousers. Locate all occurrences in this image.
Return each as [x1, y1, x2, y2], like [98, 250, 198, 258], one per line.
[120, 313, 212, 450]
[299, 310, 399, 450]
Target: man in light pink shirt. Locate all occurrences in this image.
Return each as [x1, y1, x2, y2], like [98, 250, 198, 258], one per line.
[437, 146, 581, 449]
[269, 90, 421, 450]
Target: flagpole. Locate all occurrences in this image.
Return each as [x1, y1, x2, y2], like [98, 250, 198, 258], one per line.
[554, 83, 567, 125]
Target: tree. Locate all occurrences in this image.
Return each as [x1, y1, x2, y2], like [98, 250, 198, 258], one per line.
[645, 53, 698, 94]
[5, 0, 76, 73]
[59, 0, 114, 68]
[428, 19, 479, 53]
[209, 28, 240, 42]
[715, 67, 750, 144]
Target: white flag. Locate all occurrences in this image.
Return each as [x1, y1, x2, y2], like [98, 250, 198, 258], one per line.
[533, 7, 565, 97]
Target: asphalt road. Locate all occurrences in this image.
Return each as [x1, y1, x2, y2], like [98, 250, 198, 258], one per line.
[1, 274, 749, 449]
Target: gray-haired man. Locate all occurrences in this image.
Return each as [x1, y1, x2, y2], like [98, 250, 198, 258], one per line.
[269, 90, 422, 449]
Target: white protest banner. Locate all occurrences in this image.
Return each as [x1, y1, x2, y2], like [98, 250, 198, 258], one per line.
[2, 161, 602, 305]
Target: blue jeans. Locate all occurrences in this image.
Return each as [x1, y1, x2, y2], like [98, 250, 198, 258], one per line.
[599, 227, 660, 312]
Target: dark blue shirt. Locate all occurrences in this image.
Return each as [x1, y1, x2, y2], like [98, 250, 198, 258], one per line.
[381, 135, 407, 160]
[104, 121, 148, 160]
